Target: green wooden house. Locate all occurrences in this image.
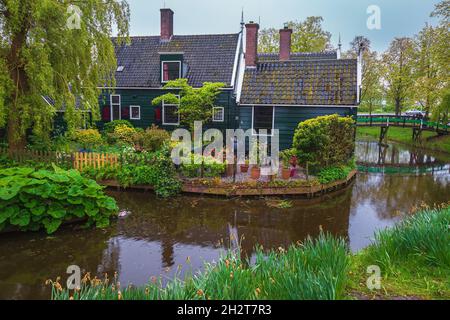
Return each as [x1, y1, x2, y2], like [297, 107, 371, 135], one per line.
[97, 8, 360, 150]
[97, 8, 242, 135]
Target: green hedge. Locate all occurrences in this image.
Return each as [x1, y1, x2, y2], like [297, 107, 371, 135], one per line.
[0, 165, 118, 234]
[293, 114, 355, 169]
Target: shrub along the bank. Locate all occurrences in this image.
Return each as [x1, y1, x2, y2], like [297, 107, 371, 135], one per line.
[82, 145, 182, 198]
[317, 165, 354, 184]
[0, 165, 118, 234]
[293, 114, 355, 170]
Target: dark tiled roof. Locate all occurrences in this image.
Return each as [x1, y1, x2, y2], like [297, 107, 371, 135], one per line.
[257, 51, 337, 62]
[112, 34, 239, 88]
[240, 59, 357, 106]
[42, 96, 84, 111]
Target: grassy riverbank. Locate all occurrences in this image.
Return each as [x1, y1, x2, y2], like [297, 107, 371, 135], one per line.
[49, 205, 449, 300]
[347, 204, 450, 300]
[356, 127, 450, 154]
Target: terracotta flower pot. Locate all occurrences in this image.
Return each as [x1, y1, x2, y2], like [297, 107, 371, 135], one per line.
[250, 166, 261, 180]
[240, 164, 249, 173]
[290, 168, 297, 177]
[281, 168, 291, 180]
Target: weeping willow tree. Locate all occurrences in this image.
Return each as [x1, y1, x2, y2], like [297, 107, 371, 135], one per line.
[0, 0, 130, 149]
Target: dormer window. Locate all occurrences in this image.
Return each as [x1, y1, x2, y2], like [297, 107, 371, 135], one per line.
[161, 61, 181, 82]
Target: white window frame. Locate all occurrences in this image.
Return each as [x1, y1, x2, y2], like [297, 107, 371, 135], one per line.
[162, 95, 180, 126]
[161, 61, 182, 83]
[110, 94, 121, 121]
[251, 106, 275, 137]
[129, 105, 141, 120]
[212, 107, 225, 122]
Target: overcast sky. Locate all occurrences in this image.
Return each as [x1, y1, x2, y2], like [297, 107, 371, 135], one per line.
[126, 0, 441, 52]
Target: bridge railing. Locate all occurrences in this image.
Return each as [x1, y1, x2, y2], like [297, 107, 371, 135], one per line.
[356, 115, 449, 133]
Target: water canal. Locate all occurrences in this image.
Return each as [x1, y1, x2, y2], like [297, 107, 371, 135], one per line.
[0, 141, 449, 299]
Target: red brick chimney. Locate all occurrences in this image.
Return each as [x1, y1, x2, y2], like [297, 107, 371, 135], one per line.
[245, 22, 259, 67]
[160, 8, 174, 41]
[279, 25, 292, 61]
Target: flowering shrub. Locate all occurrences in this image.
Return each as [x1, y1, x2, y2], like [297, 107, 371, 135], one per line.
[102, 120, 133, 135]
[72, 129, 103, 150]
[139, 125, 171, 152]
[111, 124, 138, 145]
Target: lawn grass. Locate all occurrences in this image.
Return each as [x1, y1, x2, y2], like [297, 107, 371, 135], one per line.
[49, 205, 450, 300]
[357, 127, 450, 154]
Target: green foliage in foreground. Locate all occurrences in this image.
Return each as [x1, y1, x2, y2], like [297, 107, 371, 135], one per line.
[50, 234, 350, 300]
[349, 205, 450, 299]
[0, 165, 118, 234]
[365, 206, 450, 271]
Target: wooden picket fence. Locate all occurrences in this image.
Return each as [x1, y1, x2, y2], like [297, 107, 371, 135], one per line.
[73, 152, 118, 171]
[0, 148, 73, 168]
[1, 148, 118, 171]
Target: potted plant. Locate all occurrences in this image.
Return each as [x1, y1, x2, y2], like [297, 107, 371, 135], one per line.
[289, 154, 298, 177]
[280, 150, 291, 180]
[240, 159, 249, 173]
[250, 164, 261, 180]
[249, 141, 260, 180]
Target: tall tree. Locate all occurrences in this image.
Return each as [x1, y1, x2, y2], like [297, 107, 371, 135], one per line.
[431, 0, 450, 22]
[382, 38, 415, 116]
[412, 24, 448, 118]
[429, 0, 450, 121]
[258, 17, 332, 53]
[0, 0, 130, 149]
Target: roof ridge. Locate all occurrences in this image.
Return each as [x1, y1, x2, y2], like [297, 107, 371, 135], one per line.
[114, 33, 239, 39]
[258, 51, 337, 55]
[256, 58, 356, 65]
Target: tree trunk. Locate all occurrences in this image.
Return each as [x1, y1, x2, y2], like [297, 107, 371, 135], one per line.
[6, 21, 29, 151]
[395, 98, 401, 116]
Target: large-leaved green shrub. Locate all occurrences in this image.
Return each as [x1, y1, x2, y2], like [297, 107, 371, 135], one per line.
[293, 114, 355, 169]
[0, 165, 118, 234]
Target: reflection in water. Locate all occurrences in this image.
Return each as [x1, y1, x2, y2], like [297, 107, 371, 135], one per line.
[356, 141, 448, 167]
[0, 142, 448, 299]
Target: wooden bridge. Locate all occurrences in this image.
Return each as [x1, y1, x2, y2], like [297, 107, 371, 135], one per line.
[356, 114, 449, 144]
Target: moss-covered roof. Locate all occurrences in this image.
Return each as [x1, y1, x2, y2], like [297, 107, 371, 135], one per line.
[240, 58, 357, 106]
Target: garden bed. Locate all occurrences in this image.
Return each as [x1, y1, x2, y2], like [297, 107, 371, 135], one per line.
[100, 170, 357, 197]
